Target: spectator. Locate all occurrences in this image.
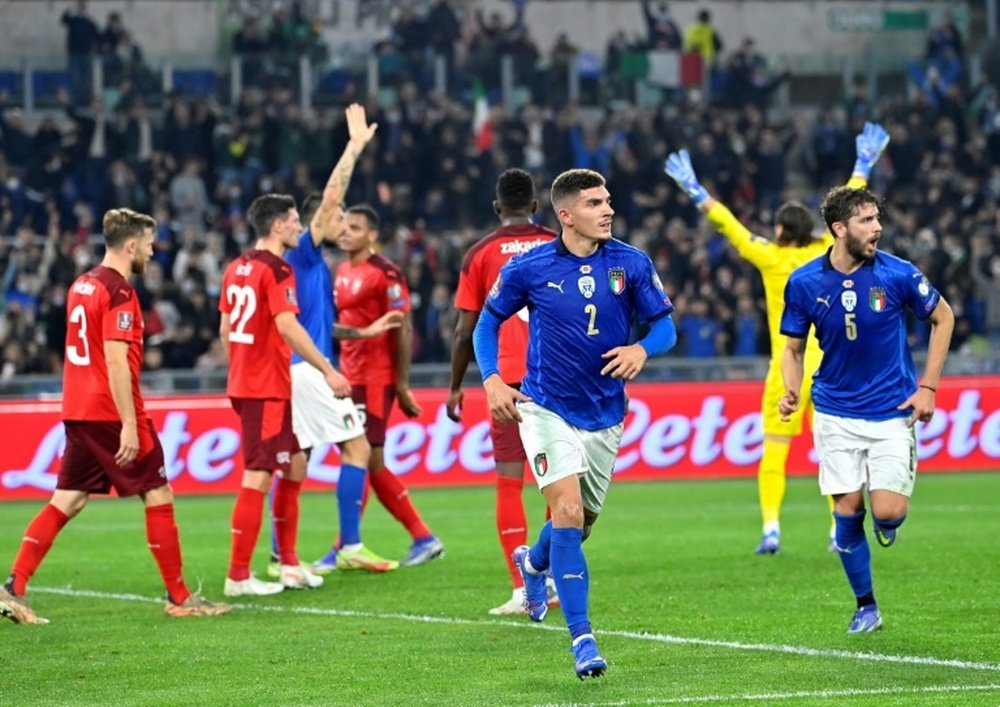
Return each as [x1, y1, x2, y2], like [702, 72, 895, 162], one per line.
[643, 1, 682, 50]
[683, 8, 722, 68]
[61, 0, 101, 105]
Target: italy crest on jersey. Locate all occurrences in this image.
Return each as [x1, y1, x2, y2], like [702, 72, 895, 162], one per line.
[869, 287, 887, 312]
[608, 267, 625, 295]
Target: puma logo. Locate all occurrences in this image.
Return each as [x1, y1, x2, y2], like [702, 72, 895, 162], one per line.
[816, 296, 831, 307]
[561, 571, 585, 580]
[547, 280, 564, 293]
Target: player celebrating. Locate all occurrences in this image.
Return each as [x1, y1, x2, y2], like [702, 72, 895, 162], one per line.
[220, 193, 352, 596]
[313, 204, 443, 568]
[267, 104, 399, 576]
[779, 186, 953, 633]
[665, 121, 891, 554]
[446, 168, 559, 615]
[474, 169, 677, 679]
[0, 208, 231, 624]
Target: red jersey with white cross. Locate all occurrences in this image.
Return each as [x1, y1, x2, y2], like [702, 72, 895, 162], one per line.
[455, 223, 556, 383]
[61, 266, 147, 423]
[335, 253, 410, 386]
[220, 249, 299, 399]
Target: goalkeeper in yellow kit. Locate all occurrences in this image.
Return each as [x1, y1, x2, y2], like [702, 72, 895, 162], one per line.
[666, 122, 890, 554]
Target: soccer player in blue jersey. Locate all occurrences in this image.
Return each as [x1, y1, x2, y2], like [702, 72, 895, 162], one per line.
[778, 186, 954, 634]
[266, 104, 400, 579]
[473, 168, 677, 679]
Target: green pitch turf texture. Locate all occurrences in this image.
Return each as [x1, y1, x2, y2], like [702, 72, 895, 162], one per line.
[2, 473, 998, 706]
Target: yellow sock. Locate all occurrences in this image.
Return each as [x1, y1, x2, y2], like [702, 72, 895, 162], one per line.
[826, 494, 836, 537]
[758, 437, 791, 528]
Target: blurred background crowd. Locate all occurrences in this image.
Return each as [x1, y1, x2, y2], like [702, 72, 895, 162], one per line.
[1, 0, 999, 382]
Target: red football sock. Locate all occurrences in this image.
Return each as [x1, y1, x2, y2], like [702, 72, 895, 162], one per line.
[228, 487, 265, 581]
[10, 504, 69, 595]
[369, 469, 431, 541]
[272, 477, 301, 566]
[145, 503, 190, 605]
[496, 476, 528, 589]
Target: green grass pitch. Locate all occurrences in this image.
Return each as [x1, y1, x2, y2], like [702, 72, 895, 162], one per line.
[2, 473, 999, 706]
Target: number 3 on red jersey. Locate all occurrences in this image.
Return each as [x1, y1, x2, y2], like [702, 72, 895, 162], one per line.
[227, 285, 257, 344]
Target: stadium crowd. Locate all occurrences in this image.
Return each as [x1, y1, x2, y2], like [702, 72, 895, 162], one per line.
[0, 1, 998, 381]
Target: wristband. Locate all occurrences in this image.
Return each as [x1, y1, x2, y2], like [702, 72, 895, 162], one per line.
[919, 384, 936, 393]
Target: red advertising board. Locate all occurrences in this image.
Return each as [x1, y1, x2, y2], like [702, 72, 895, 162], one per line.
[1, 377, 999, 500]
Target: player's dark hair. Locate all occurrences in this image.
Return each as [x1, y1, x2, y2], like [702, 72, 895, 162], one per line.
[496, 168, 535, 212]
[247, 193, 296, 238]
[820, 186, 881, 233]
[346, 203, 379, 231]
[775, 201, 816, 248]
[301, 192, 323, 225]
[550, 169, 606, 209]
[103, 207, 156, 249]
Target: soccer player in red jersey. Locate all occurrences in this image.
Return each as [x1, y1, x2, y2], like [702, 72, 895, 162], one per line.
[327, 204, 444, 566]
[446, 168, 560, 615]
[220, 193, 352, 596]
[0, 208, 231, 624]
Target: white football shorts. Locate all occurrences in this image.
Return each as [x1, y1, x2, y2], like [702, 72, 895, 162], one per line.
[291, 361, 365, 449]
[517, 401, 623, 514]
[812, 411, 917, 497]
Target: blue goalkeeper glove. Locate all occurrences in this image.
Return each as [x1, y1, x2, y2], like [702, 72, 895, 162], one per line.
[852, 122, 890, 179]
[664, 149, 710, 206]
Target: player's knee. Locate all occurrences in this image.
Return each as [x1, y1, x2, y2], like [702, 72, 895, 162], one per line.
[340, 435, 370, 468]
[550, 499, 584, 528]
[581, 509, 600, 542]
[869, 492, 909, 521]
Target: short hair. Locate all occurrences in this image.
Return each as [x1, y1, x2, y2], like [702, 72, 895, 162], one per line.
[550, 169, 606, 210]
[775, 201, 815, 247]
[103, 208, 156, 249]
[496, 168, 535, 212]
[247, 193, 296, 238]
[345, 203, 379, 231]
[820, 186, 881, 233]
[301, 192, 323, 225]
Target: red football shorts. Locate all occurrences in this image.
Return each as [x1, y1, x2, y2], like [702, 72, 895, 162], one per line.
[231, 397, 300, 472]
[58, 419, 166, 497]
[490, 416, 527, 463]
[350, 384, 396, 447]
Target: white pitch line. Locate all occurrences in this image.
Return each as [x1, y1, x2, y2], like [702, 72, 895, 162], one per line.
[32, 586, 1000, 674]
[539, 683, 1000, 706]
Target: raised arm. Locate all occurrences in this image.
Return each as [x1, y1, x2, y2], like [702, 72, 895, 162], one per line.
[309, 103, 378, 245]
[847, 121, 890, 188]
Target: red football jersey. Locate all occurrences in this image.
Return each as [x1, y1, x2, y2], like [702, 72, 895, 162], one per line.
[61, 266, 147, 424]
[220, 249, 299, 399]
[335, 253, 411, 386]
[454, 223, 556, 383]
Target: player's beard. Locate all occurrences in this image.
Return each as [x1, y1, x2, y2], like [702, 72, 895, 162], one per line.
[844, 228, 877, 262]
[131, 255, 147, 275]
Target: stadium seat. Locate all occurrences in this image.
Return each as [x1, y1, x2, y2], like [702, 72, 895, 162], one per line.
[171, 69, 217, 97]
[0, 71, 22, 95]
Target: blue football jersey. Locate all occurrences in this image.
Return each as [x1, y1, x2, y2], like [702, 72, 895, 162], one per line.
[285, 228, 334, 364]
[780, 250, 941, 420]
[486, 237, 674, 430]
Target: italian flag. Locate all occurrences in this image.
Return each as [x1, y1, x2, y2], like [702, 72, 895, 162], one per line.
[472, 81, 493, 153]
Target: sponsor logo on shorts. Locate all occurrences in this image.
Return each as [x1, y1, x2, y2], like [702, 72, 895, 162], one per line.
[276, 451, 291, 464]
[117, 312, 133, 330]
[533, 452, 548, 477]
[157, 465, 166, 478]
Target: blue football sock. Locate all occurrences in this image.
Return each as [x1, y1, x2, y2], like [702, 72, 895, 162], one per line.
[873, 514, 906, 531]
[528, 520, 552, 573]
[550, 527, 590, 637]
[337, 463, 366, 547]
[834, 510, 872, 598]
